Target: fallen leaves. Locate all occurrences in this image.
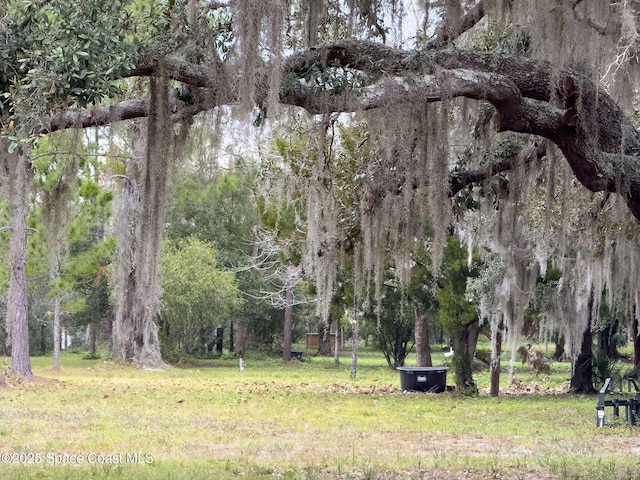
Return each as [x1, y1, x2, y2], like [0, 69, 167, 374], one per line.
[232, 381, 402, 397]
[496, 379, 571, 396]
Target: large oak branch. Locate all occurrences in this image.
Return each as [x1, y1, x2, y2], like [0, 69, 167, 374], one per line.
[46, 40, 640, 220]
[281, 42, 640, 220]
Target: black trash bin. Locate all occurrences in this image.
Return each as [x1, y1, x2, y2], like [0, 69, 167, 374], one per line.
[397, 366, 448, 393]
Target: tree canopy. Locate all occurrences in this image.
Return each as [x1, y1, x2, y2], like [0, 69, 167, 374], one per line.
[20, 1, 638, 225]
[2, 0, 640, 377]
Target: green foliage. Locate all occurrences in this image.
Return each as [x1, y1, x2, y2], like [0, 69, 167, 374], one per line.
[0, 0, 172, 143]
[159, 237, 243, 359]
[263, 133, 309, 263]
[257, 195, 305, 265]
[207, 6, 234, 60]
[65, 185, 115, 329]
[166, 164, 259, 267]
[273, 134, 310, 175]
[438, 235, 479, 337]
[371, 285, 415, 369]
[0, 130, 117, 355]
[295, 59, 365, 96]
[367, 241, 438, 369]
[438, 235, 481, 395]
[164, 162, 283, 354]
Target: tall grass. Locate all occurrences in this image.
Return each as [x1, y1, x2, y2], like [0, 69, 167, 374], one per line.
[0, 346, 638, 479]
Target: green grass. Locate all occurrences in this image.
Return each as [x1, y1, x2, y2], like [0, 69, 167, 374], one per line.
[1, 347, 639, 479]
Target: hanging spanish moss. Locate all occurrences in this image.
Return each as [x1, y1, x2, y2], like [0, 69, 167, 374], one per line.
[234, 0, 285, 115]
[361, 101, 452, 283]
[112, 71, 177, 368]
[510, 0, 640, 111]
[436, 1, 640, 392]
[304, 115, 340, 321]
[463, 132, 640, 374]
[257, 0, 640, 390]
[294, 99, 455, 322]
[552, 192, 640, 363]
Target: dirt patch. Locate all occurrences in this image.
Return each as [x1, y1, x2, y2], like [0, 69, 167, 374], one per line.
[229, 380, 402, 396]
[492, 379, 571, 396]
[0, 374, 52, 388]
[230, 379, 574, 397]
[319, 469, 559, 480]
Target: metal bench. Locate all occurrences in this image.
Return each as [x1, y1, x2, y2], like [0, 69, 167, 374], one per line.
[596, 377, 640, 427]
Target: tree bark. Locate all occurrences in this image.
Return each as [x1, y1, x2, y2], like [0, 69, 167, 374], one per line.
[453, 321, 479, 395]
[112, 81, 169, 369]
[571, 323, 596, 394]
[235, 323, 247, 355]
[334, 317, 341, 367]
[553, 334, 565, 361]
[86, 322, 96, 356]
[465, 321, 480, 362]
[52, 295, 61, 370]
[282, 265, 295, 362]
[4, 149, 32, 377]
[414, 313, 432, 367]
[490, 327, 503, 397]
[632, 316, 640, 367]
[598, 317, 620, 360]
[350, 312, 358, 378]
[317, 317, 333, 356]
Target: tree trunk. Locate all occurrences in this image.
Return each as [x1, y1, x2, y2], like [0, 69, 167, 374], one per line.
[108, 312, 114, 354]
[113, 250, 165, 367]
[415, 313, 432, 367]
[235, 323, 247, 355]
[350, 312, 358, 378]
[453, 321, 479, 395]
[4, 149, 32, 377]
[282, 265, 295, 362]
[608, 335, 620, 360]
[112, 82, 170, 369]
[632, 317, 640, 367]
[490, 327, 503, 397]
[465, 321, 480, 361]
[52, 295, 62, 370]
[317, 318, 333, 356]
[571, 324, 596, 394]
[333, 319, 341, 367]
[553, 334, 565, 361]
[86, 322, 96, 356]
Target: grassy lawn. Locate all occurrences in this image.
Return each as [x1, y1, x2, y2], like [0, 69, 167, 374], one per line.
[1, 346, 639, 479]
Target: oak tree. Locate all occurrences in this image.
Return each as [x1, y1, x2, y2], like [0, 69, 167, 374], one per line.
[2, 0, 640, 381]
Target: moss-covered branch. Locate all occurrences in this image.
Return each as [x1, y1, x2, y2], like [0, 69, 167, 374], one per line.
[42, 39, 640, 221]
